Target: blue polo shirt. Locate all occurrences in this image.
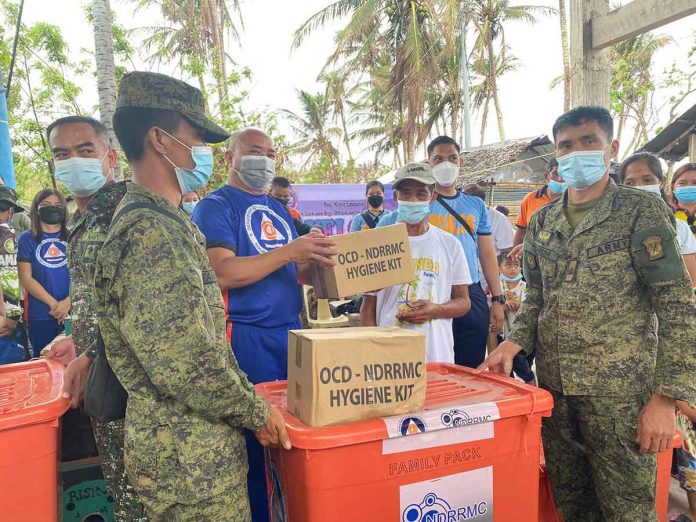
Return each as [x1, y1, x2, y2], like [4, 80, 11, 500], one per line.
[349, 210, 393, 232]
[428, 192, 491, 284]
[17, 231, 70, 321]
[193, 185, 302, 328]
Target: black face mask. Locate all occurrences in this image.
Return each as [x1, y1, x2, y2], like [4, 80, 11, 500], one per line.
[272, 196, 290, 207]
[367, 195, 384, 208]
[38, 205, 65, 225]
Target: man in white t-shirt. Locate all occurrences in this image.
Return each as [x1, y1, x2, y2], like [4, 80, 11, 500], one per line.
[360, 162, 472, 363]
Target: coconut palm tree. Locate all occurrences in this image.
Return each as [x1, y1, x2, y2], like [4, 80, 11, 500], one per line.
[129, 0, 242, 112]
[282, 90, 342, 176]
[293, 0, 437, 162]
[467, 0, 555, 141]
[469, 46, 519, 145]
[322, 70, 358, 162]
[92, 0, 121, 178]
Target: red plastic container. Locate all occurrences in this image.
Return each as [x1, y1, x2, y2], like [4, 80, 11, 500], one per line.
[538, 434, 682, 521]
[257, 363, 554, 522]
[0, 359, 69, 522]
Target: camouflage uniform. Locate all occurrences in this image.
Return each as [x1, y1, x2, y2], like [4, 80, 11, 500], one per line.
[67, 180, 147, 521]
[510, 181, 696, 521]
[92, 71, 270, 522]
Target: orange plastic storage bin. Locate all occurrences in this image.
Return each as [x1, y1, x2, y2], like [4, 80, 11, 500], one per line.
[0, 359, 69, 522]
[257, 363, 554, 522]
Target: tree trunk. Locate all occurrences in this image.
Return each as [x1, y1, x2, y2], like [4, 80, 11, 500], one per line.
[559, 0, 571, 111]
[92, 0, 122, 179]
[206, 0, 228, 108]
[339, 110, 353, 161]
[486, 37, 505, 142]
[480, 96, 490, 146]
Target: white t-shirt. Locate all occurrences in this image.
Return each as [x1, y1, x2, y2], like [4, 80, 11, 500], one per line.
[488, 206, 514, 253]
[676, 219, 696, 255]
[371, 226, 472, 363]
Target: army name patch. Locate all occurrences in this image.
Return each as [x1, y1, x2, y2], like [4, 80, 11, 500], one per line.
[642, 236, 664, 261]
[586, 237, 630, 259]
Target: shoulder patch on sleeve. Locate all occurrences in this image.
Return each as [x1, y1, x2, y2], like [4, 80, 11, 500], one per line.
[641, 236, 664, 261]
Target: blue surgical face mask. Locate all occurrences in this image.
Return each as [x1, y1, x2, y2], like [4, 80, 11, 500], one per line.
[161, 129, 214, 194]
[557, 148, 610, 191]
[397, 200, 431, 224]
[54, 152, 112, 197]
[500, 273, 523, 283]
[634, 184, 662, 196]
[182, 201, 198, 215]
[674, 186, 696, 204]
[547, 179, 567, 194]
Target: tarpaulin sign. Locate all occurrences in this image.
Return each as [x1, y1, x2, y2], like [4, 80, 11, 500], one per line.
[290, 183, 396, 235]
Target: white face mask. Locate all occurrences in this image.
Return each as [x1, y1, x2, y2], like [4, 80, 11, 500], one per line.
[432, 162, 459, 187]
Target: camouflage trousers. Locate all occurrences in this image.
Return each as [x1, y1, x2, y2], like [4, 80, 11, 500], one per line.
[92, 418, 149, 522]
[543, 389, 657, 522]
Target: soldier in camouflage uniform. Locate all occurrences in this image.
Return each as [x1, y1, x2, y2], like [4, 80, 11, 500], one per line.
[91, 71, 290, 521]
[481, 106, 696, 521]
[47, 115, 147, 520]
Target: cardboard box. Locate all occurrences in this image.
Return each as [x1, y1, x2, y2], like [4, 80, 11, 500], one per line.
[287, 327, 426, 427]
[310, 223, 414, 299]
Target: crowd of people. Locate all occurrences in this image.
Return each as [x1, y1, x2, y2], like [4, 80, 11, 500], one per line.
[0, 70, 694, 522]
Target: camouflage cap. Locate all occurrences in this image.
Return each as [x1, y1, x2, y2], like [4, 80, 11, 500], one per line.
[392, 162, 436, 190]
[115, 71, 230, 143]
[0, 187, 24, 212]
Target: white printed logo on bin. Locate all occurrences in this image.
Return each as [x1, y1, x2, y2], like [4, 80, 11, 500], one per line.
[402, 493, 489, 522]
[440, 409, 493, 429]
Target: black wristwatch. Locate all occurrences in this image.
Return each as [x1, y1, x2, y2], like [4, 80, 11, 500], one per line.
[491, 294, 507, 305]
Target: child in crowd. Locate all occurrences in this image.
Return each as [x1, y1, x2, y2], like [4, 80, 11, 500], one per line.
[497, 254, 535, 385]
[673, 401, 696, 522]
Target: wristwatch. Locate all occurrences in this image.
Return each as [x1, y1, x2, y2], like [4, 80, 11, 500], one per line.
[491, 294, 507, 305]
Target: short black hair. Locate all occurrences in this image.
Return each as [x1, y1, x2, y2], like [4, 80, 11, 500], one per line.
[552, 106, 613, 141]
[46, 116, 108, 144]
[545, 157, 558, 173]
[462, 184, 486, 201]
[365, 180, 385, 195]
[495, 205, 510, 217]
[618, 152, 663, 183]
[271, 176, 291, 188]
[113, 108, 184, 162]
[427, 136, 460, 156]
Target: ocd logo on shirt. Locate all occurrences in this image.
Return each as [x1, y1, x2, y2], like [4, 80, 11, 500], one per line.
[36, 238, 68, 268]
[244, 204, 293, 254]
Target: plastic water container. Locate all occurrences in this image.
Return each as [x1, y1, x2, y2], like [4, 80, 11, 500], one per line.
[257, 363, 554, 522]
[0, 359, 70, 521]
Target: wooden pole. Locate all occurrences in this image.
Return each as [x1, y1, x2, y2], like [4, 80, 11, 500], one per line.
[689, 133, 696, 163]
[569, 0, 611, 108]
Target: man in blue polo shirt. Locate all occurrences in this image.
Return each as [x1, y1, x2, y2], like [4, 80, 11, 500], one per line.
[426, 136, 504, 368]
[193, 126, 336, 522]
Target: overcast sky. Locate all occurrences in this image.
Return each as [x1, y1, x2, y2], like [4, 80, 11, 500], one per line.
[15, 0, 696, 161]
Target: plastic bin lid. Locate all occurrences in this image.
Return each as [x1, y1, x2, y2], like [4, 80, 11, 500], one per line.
[256, 363, 554, 450]
[0, 359, 70, 432]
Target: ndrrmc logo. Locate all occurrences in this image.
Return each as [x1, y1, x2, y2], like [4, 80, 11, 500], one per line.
[399, 416, 426, 436]
[402, 493, 489, 522]
[441, 409, 492, 428]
